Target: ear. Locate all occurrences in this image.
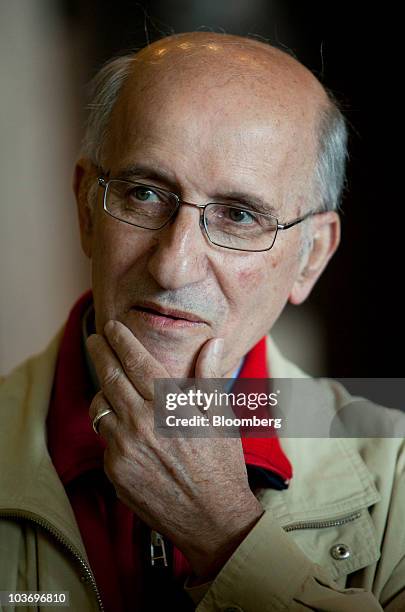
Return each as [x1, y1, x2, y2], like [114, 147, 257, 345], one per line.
[289, 211, 340, 305]
[73, 158, 99, 259]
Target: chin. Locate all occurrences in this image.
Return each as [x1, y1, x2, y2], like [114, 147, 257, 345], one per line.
[162, 363, 194, 379]
[148, 347, 196, 379]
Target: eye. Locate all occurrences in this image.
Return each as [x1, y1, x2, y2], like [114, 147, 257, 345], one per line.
[130, 186, 160, 202]
[228, 207, 257, 224]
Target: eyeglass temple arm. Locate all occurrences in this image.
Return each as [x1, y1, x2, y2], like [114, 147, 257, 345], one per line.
[277, 210, 321, 231]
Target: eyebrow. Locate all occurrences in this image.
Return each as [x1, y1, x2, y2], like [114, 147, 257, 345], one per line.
[114, 163, 278, 216]
[217, 191, 278, 216]
[116, 164, 179, 190]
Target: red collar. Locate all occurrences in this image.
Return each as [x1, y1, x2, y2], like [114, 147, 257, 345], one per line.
[239, 339, 292, 482]
[47, 290, 292, 486]
[47, 290, 106, 485]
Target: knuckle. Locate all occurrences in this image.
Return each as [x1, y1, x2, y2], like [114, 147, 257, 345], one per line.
[102, 365, 122, 388]
[136, 418, 152, 441]
[93, 390, 105, 405]
[113, 430, 134, 460]
[121, 348, 139, 374]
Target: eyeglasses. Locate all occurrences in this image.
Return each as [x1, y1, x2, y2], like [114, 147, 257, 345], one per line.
[98, 176, 320, 253]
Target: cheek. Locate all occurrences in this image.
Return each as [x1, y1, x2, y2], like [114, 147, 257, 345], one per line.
[93, 221, 146, 280]
[235, 251, 285, 288]
[92, 228, 119, 285]
[91, 224, 136, 310]
[232, 249, 298, 314]
[236, 265, 267, 289]
[231, 261, 273, 320]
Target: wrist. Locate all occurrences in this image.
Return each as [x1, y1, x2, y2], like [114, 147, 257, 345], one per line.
[186, 497, 264, 580]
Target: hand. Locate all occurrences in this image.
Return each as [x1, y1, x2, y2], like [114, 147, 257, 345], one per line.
[87, 320, 264, 579]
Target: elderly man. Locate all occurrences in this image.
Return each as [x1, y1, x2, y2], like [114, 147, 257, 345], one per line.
[0, 32, 404, 612]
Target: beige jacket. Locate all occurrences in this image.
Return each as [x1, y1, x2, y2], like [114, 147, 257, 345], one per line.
[0, 329, 404, 611]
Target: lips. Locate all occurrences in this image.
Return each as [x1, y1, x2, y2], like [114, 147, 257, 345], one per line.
[132, 301, 205, 324]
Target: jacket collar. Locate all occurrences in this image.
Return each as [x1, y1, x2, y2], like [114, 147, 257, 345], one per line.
[263, 335, 380, 522]
[0, 326, 90, 561]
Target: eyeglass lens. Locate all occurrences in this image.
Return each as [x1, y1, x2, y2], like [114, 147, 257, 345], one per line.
[105, 180, 278, 251]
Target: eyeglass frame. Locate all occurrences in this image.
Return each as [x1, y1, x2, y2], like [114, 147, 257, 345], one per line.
[97, 175, 322, 253]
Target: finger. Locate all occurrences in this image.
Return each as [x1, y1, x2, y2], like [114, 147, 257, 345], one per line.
[104, 319, 168, 399]
[86, 333, 143, 418]
[194, 338, 229, 422]
[194, 339, 224, 410]
[194, 338, 224, 379]
[89, 390, 118, 441]
[195, 338, 238, 435]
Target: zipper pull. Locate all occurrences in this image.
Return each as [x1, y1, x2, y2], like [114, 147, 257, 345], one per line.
[150, 530, 168, 567]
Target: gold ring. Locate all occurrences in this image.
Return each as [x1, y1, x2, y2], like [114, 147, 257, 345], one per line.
[92, 408, 113, 434]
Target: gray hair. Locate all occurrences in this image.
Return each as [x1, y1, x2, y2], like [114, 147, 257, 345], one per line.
[81, 53, 348, 214]
[81, 54, 136, 167]
[314, 90, 348, 212]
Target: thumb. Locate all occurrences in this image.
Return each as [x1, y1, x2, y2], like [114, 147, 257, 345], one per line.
[194, 338, 235, 432]
[195, 338, 224, 379]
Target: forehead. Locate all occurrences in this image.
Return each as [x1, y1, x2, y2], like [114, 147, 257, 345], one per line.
[104, 47, 321, 206]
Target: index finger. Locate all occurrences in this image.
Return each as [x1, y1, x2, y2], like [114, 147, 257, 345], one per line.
[103, 319, 169, 400]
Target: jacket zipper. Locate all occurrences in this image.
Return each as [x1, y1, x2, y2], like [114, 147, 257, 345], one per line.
[283, 510, 362, 532]
[0, 507, 362, 611]
[150, 530, 168, 567]
[0, 510, 104, 612]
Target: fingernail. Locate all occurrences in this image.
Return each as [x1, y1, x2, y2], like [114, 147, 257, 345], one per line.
[104, 320, 115, 334]
[212, 338, 224, 358]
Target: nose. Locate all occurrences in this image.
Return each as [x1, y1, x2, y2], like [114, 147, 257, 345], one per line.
[147, 205, 209, 290]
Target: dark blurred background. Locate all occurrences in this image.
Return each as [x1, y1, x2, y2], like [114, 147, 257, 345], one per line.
[1, 0, 402, 377]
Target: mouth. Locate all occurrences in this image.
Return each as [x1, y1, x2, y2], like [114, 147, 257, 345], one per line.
[130, 302, 206, 329]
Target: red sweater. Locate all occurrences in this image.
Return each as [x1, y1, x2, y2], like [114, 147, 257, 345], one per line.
[46, 291, 292, 612]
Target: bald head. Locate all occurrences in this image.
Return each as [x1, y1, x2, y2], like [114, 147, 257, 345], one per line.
[131, 31, 323, 89]
[133, 32, 326, 98]
[82, 32, 347, 212]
